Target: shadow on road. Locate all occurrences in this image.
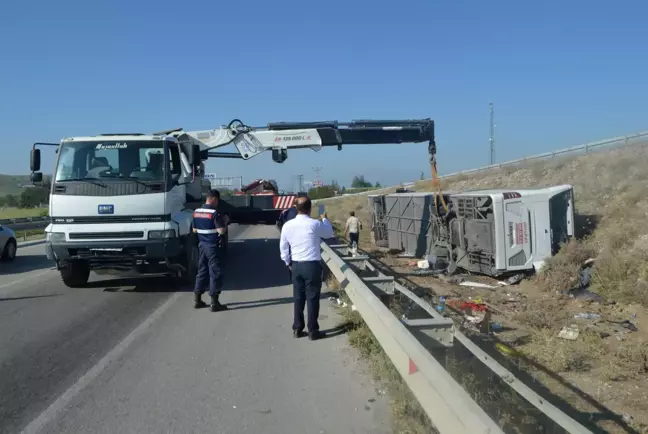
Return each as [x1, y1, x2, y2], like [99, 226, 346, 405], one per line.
[0, 255, 53, 275]
[224, 238, 292, 291]
[319, 323, 349, 339]
[93, 276, 190, 293]
[226, 291, 337, 311]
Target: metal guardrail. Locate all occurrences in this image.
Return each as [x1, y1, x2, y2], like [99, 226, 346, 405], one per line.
[320, 241, 594, 434]
[315, 130, 648, 203]
[0, 216, 49, 231]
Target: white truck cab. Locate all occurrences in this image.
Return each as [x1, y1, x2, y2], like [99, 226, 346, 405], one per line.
[32, 132, 204, 287]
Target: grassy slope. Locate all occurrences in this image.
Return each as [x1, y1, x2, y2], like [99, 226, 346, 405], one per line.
[323, 144, 648, 433]
[0, 174, 32, 196]
[0, 207, 47, 219]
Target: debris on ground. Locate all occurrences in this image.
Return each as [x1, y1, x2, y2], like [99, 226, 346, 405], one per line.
[439, 274, 465, 284]
[558, 325, 580, 340]
[560, 258, 607, 303]
[446, 298, 489, 313]
[489, 321, 503, 332]
[459, 281, 497, 289]
[499, 273, 526, 286]
[573, 312, 601, 320]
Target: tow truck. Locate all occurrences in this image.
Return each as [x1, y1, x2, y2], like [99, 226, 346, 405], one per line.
[227, 178, 305, 225]
[29, 118, 436, 288]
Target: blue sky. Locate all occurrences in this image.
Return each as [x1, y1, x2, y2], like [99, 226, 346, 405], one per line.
[1, 0, 646, 191]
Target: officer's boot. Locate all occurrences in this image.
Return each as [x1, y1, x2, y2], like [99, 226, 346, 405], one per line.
[210, 294, 228, 312]
[194, 293, 208, 309]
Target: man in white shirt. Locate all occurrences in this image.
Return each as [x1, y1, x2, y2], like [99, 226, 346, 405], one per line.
[280, 196, 335, 340]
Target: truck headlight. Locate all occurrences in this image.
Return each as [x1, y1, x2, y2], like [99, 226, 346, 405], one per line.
[148, 229, 176, 240]
[46, 232, 65, 243]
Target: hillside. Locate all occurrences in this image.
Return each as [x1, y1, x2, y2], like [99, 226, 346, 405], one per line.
[0, 174, 33, 196]
[323, 143, 648, 433]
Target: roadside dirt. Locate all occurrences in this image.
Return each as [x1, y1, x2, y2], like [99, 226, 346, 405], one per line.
[322, 142, 648, 433]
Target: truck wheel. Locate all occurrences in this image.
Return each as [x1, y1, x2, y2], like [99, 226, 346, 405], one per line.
[181, 235, 199, 286]
[60, 261, 90, 288]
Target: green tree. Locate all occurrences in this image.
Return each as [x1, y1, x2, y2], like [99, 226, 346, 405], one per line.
[374, 181, 381, 188]
[5, 194, 18, 207]
[351, 175, 372, 188]
[420, 171, 425, 180]
[308, 185, 336, 200]
[20, 186, 49, 208]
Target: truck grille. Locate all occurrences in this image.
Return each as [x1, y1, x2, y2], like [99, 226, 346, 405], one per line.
[68, 231, 144, 240]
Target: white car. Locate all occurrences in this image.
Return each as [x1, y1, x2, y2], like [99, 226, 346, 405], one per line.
[0, 224, 17, 261]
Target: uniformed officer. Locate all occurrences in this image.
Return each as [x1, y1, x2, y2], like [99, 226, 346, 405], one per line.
[192, 189, 229, 312]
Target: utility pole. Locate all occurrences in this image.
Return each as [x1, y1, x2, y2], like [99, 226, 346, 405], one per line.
[312, 166, 323, 186]
[296, 174, 304, 192]
[489, 102, 495, 165]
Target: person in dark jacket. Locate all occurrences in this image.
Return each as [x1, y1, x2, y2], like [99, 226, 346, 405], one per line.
[192, 189, 229, 312]
[277, 204, 298, 231]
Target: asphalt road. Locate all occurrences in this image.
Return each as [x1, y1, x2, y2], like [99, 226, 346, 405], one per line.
[0, 224, 391, 434]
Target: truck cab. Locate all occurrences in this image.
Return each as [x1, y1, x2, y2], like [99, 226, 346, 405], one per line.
[30, 132, 204, 287]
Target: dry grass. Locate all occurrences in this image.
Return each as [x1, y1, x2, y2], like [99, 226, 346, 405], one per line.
[328, 278, 437, 434]
[321, 142, 648, 433]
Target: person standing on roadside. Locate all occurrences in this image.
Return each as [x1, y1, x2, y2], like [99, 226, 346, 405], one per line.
[192, 189, 229, 312]
[279, 196, 334, 341]
[344, 211, 362, 250]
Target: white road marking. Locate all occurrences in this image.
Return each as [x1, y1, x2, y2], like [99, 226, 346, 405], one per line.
[20, 291, 182, 434]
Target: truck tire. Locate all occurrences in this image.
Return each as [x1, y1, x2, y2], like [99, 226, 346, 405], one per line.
[60, 261, 90, 288]
[180, 235, 199, 286]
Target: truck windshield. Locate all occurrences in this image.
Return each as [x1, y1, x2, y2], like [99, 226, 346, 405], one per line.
[54, 140, 166, 182]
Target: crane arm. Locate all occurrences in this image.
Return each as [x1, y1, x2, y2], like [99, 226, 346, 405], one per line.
[172, 118, 436, 164]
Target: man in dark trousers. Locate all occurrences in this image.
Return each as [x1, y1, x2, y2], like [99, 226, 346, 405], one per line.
[192, 189, 229, 312]
[279, 196, 334, 340]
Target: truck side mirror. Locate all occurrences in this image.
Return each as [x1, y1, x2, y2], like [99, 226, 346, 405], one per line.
[31, 172, 43, 183]
[30, 148, 41, 172]
[193, 144, 201, 166]
[188, 144, 201, 167]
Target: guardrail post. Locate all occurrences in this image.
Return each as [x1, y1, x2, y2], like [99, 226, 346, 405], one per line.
[401, 317, 455, 348]
[362, 276, 396, 307]
[23, 230, 27, 241]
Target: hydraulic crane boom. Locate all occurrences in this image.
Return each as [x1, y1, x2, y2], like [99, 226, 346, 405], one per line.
[27, 116, 439, 288]
[169, 118, 436, 164]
